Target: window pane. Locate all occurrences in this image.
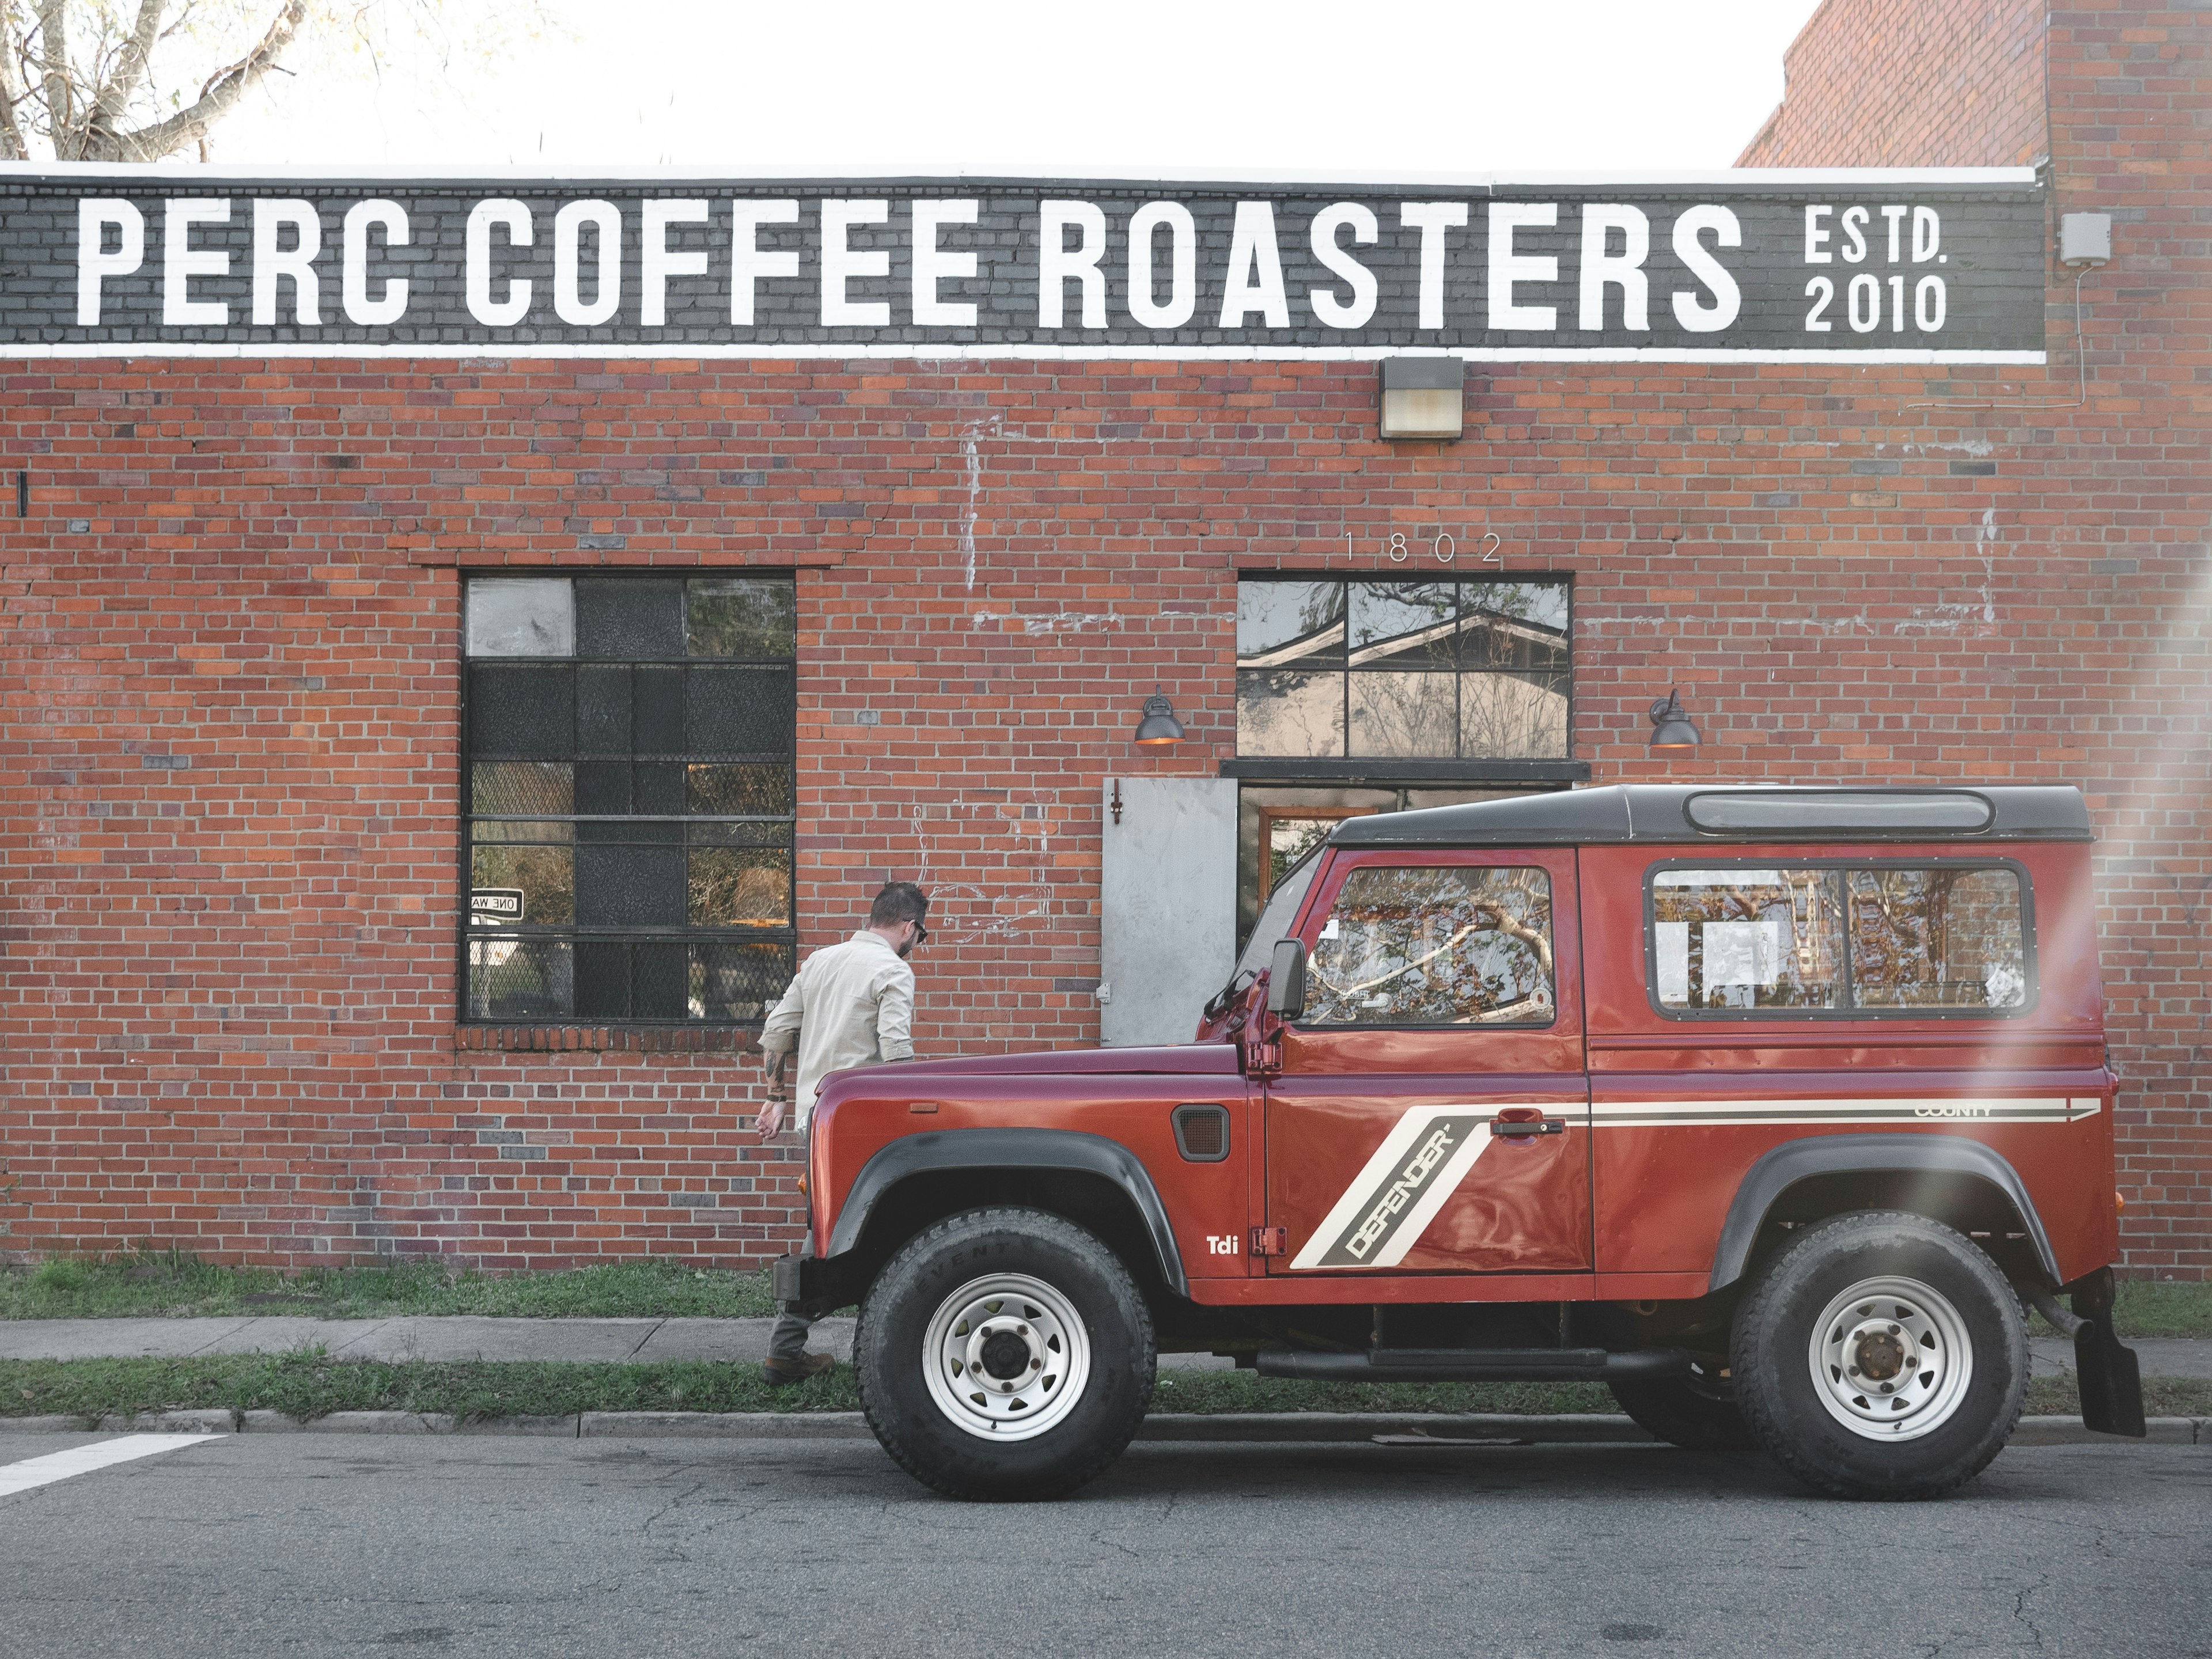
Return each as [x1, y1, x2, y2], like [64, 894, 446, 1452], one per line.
[688, 665, 795, 754]
[1849, 868, 2028, 1009]
[576, 845, 685, 927]
[687, 763, 794, 816]
[1468, 580, 1570, 633]
[1349, 671, 1456, 756]
[1237, 581, 1345, 668]
[577, 665, 633, 753]
[635, 666, 685, 752]
[1651, 869, 1843, 1011]
[689, 578, 796, 657]
[687, 820, 789, 847]
[576, 578, 684, 658]
[1306, 865, 1554, 1026]
[689, 847, 793, 926]
[470, 819, 574, 845]
[692, 942, 796, 1021]
[575, 941, 630, 1020]
[470, 844, 574, 925]
[1237, 668, 1344, 756]
[466, 579, 573, 658]
[635, 943, 689, 1020]
[1460, 673, 1569, 759]
[468, 938, 573, 1019]
[575, 759, 630, 817]
[1349, 581, 1457, 669]
[471, 761, 573, 817]
[1689, 791, 1994, 835]
[468, 665, 573, 756]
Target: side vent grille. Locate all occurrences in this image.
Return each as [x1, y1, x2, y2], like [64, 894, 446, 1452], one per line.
[1172, 1103, 1231, 1162]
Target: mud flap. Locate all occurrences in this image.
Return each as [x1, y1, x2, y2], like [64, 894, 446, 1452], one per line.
[2069, 1267, 2147, 1438]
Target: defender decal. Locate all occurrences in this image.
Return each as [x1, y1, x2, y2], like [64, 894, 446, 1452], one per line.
[1288, 1106, 1509, 1271]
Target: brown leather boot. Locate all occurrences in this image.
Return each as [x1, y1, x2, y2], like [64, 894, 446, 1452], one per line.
[762, 1353, 836, 1386]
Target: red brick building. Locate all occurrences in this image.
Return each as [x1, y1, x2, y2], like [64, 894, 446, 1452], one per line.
[3, 0, 2205, 1275]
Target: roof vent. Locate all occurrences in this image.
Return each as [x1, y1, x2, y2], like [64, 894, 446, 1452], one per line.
[1685, 790, 1994, 836]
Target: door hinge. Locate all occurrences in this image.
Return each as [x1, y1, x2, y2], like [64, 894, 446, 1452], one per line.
[1245, 1037, 1282, 1078]
[1249, 1226, 1288, 1257]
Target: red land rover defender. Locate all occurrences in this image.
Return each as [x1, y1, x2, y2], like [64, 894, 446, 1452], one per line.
[774, 785, 2145, 1501]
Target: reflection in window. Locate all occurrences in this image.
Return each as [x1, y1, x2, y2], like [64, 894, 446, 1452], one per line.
[1236, 578, 1570, 759]
[1652, 866, 2029, 1014]
[463, 574, 797, 1024]
[1652, 869, 1844, 1011]
[1306, 865, 1554, 1026]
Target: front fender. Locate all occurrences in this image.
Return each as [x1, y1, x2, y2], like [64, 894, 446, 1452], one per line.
[1708, 1133, 2062, 1294]
[824, 1127, 1189, 1297]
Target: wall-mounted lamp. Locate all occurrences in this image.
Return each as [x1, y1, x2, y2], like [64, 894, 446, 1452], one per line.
[1377, 357, 1465, 441]
[1132, 689, 1185, 747]
[1648, 688, 1702, 754]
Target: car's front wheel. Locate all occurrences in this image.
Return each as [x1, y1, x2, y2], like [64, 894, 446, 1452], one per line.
[855, 1207, 1155, 1501]
[1731, 1210, 2027, 1500]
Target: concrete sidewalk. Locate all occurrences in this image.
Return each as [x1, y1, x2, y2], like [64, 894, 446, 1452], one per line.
[1, 1317, 2206, 1377]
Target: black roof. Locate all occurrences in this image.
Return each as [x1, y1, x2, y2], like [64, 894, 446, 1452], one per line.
[1327, 785, 2092, 847]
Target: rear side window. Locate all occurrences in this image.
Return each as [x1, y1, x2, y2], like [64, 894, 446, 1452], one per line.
[1649, 864, 2031, 1017]
[1306, 865, 1554, 1027]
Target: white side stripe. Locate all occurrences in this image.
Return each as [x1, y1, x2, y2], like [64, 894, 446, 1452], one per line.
[1590, 1096, 2100, 1127]
[0, 1433, 218, 1498]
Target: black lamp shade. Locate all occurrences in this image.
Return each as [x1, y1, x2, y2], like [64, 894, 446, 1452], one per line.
[1648, 689, 1702, 752]
[1134, 691, 1185, 746]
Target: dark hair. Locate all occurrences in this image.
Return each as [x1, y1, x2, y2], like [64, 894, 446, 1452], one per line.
[869, 881, 930, 929]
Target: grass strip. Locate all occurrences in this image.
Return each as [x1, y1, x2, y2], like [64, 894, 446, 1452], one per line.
[3, 1355, 2207, 1426]
[0, 1251, 776, 1321]
[7, 1250, 2210, 1339]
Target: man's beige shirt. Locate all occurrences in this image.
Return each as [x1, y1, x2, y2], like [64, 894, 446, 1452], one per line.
[758, 929, 915, 1127]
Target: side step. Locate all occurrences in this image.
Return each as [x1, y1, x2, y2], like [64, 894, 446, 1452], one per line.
[1255, 1346, 1693, 1384]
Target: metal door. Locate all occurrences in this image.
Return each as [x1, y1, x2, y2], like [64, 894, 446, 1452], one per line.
[1099, 777, 1238, 1047]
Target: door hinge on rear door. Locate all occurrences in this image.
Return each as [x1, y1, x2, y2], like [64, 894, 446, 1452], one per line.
[1249, 1226, 1287, 1256]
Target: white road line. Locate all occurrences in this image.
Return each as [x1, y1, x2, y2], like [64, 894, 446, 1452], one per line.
[0, 1434, 219, 1498]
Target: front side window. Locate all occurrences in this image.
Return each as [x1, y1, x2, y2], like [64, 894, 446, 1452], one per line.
[462, 574, 797, 1024]
[1651, 865, 2029, 1016]
[1305, 865, 1554, 1027]
[1235, 578, 1571, 760]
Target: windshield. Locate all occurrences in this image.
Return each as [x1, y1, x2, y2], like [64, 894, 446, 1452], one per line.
[1234, 845, 1324, 979]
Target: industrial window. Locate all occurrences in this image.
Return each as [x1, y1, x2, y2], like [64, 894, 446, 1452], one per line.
[1647, 864, 2032, 1018]
[1235, 578, 1572, 760]
[1304, 865, 1555, 1028]
[461, 574, 796, 1024]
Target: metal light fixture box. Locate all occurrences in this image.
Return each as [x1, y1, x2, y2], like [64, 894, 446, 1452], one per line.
[1648, 688, 1702, 753]
[2058, 213, 2112, 268]
[1377, 357, 1465, 441]
[1132, 690, 1185, 747]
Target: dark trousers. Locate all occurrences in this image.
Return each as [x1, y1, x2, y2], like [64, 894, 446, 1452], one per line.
[768, 1308, 815, 1363]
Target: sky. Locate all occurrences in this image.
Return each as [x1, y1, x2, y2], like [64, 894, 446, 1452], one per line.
[207, 0, 1828, 176]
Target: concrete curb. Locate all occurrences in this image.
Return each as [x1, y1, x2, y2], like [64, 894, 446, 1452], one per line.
[4, 1411, 2203, 1445]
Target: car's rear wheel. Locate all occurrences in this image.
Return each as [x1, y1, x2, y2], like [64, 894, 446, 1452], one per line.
[855, 1207, 1154, 1501]
[1609, 1358, 1758, 1452]
[1732, 1211, 2026, 1500]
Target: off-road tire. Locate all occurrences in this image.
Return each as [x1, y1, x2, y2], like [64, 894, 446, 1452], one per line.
[1609, 1360, 1759, 1452]
[855, 1206, 1156, 1501]
[1732, 1210, 2027, 1501]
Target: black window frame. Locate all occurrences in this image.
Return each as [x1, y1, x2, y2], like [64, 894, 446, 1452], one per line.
[457, 571, 799, 1027]
[1641, 856, 2040, 1024]
[1232, 572, 1576, 764]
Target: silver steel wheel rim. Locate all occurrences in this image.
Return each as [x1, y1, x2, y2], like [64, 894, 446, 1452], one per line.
[1808, 1274, 1974, 1442]
[921, 1272, 1092, 1443]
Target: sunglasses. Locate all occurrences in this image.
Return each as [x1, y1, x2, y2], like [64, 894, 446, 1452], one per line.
[910, 921, 930, 946]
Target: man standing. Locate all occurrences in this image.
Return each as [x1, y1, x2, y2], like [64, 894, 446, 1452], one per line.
[753, 880, 930, 1384]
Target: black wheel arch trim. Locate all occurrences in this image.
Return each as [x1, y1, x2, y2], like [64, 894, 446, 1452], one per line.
[1707, 1133, 2062, 1294]
[825, 1128, 1190, 1297]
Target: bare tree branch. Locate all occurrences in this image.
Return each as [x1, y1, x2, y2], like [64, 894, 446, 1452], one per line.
[35, 0, 71, 145]
[86, 0, 165, 136]
[0, 5, 25, 160]
[89, 0, 305, 161]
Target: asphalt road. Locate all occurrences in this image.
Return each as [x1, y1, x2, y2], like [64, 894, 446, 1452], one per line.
[1, 1429, 2204, 1658]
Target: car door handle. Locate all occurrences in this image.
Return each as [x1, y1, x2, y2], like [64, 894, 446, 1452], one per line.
[1490, 1116, 1565, 1138]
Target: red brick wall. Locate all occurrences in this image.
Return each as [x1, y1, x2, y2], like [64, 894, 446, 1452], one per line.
[2, 7, 2204, 1279]
[1740, 0, 2048, 167]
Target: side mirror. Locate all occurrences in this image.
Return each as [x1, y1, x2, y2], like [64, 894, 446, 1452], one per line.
[1266, 938, 1308, 1022]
